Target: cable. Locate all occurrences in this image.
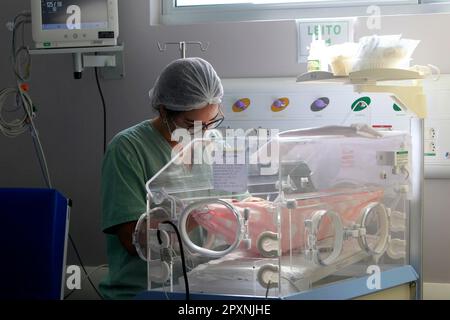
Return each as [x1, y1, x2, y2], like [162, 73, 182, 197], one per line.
[0, 87, 30, 137]
[4, 92, 24, 113]
[3, 84, 53, 188]
[162, 283, 170, 301]
[64, 264, 108, 300]
[69, 234, 104, 300]
[1, 12, 52, 188]
[280, 276, 301, 292]
[11, 13, 31, 82]
[265, 280, 271, 299]
[25, 91, 53, 188]
[64, 287, 76, 300]
[30, 127, 51, 188]
[94, 67, 107, 154]
[158, 221, 190, 301]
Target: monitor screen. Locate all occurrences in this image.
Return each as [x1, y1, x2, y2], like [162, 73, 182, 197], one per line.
[41, 0, 108, 31]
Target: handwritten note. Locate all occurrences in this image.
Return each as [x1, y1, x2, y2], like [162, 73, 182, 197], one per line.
[212, 164, 248, 193]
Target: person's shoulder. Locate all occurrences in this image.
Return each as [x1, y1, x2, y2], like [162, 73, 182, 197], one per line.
[108, 121, 151, 151]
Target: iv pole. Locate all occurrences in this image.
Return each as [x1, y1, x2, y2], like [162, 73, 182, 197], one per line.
[157, 41, 209, 59]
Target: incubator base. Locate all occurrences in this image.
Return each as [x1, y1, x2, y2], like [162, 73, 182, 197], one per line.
[172, 243, 373, 297]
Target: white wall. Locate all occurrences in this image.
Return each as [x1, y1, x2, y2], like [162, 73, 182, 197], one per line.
[0, 0, 449, 283]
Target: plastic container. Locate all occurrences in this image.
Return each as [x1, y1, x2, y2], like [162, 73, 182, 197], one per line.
[307, 39, 328, 72]
[329, 56, 355, 76]
[326, 43, 358, 76]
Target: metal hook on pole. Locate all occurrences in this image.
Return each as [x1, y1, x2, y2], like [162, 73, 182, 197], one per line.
[157, 41, 210, 59]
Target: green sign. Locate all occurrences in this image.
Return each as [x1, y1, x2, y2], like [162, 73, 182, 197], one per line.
[352, 97, 371, 112]
[393, 104, 403, 112]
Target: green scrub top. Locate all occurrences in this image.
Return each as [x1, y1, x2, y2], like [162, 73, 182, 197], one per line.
[99, 120, 172, 300]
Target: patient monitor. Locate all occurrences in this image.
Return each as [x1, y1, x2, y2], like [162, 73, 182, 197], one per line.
[31, 0, 119, 48]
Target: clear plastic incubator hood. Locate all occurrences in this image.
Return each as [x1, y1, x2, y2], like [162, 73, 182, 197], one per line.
[134, 124, 412, 298]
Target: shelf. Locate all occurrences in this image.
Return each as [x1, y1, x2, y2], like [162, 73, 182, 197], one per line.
[296, 71, 348, 83]
[29, 44, 124, 56]
[350, 68, 424, 84]
[28, 44, 125, 80]
[297, 69, 424, 84]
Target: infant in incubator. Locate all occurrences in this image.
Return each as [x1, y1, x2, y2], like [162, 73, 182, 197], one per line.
[190, 188, 384, 257]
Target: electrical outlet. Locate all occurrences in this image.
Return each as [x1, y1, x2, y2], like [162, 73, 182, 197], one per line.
[425, 141, 437, 155]
[425, 127, 437, 140]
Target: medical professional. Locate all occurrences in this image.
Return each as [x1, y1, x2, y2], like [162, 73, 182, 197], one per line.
[99, 58, 225, 300]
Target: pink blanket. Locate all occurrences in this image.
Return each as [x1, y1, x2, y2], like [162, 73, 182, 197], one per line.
[191, 189, 384, 255]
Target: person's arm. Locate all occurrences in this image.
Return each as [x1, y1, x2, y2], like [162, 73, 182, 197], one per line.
[114, 219, 194, 256]
[112, 215, 200, 257]
[114, 221, 138, 256]
[101, 138, 148, 254]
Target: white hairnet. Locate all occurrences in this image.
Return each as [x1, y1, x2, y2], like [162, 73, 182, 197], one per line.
[149, 58, 224, 112]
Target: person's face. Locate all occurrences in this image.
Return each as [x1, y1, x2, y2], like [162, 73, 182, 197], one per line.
[169, 104, 224, 134]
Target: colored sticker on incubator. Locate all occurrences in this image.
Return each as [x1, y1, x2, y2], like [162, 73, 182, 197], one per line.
[232, 98, 251, 113]
[271, 98, 290, 112]
[393, 103, 403, 112]
[352, 97, 371, 112]
[311, 97, 330, 112]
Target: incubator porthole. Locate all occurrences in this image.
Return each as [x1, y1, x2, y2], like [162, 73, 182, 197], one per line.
[358, 202, 389, 256]
[133, 207, 171, 262]
[178, 199, 243, 258]
[134, 212, 148, 261]
[307, 210, 344, 266]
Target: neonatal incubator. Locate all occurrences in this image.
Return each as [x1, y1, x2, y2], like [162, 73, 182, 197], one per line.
[134, 124, 412, 298]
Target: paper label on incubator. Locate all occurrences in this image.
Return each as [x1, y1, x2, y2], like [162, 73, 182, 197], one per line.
[212, 164, 248, 193]
[395, 151, 409, 166]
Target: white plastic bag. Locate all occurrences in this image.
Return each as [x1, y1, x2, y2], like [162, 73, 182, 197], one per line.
[353, 35, 420, 71]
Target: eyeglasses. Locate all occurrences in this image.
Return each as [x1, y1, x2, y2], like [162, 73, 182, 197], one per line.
[169, 108, 225, 134]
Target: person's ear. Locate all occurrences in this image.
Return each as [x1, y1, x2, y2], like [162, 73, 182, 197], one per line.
[158, 106, 166, 117]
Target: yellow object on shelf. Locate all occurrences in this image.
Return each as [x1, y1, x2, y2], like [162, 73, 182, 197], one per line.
[355, 84, 427, 119]
[350, 68, 427, 119]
